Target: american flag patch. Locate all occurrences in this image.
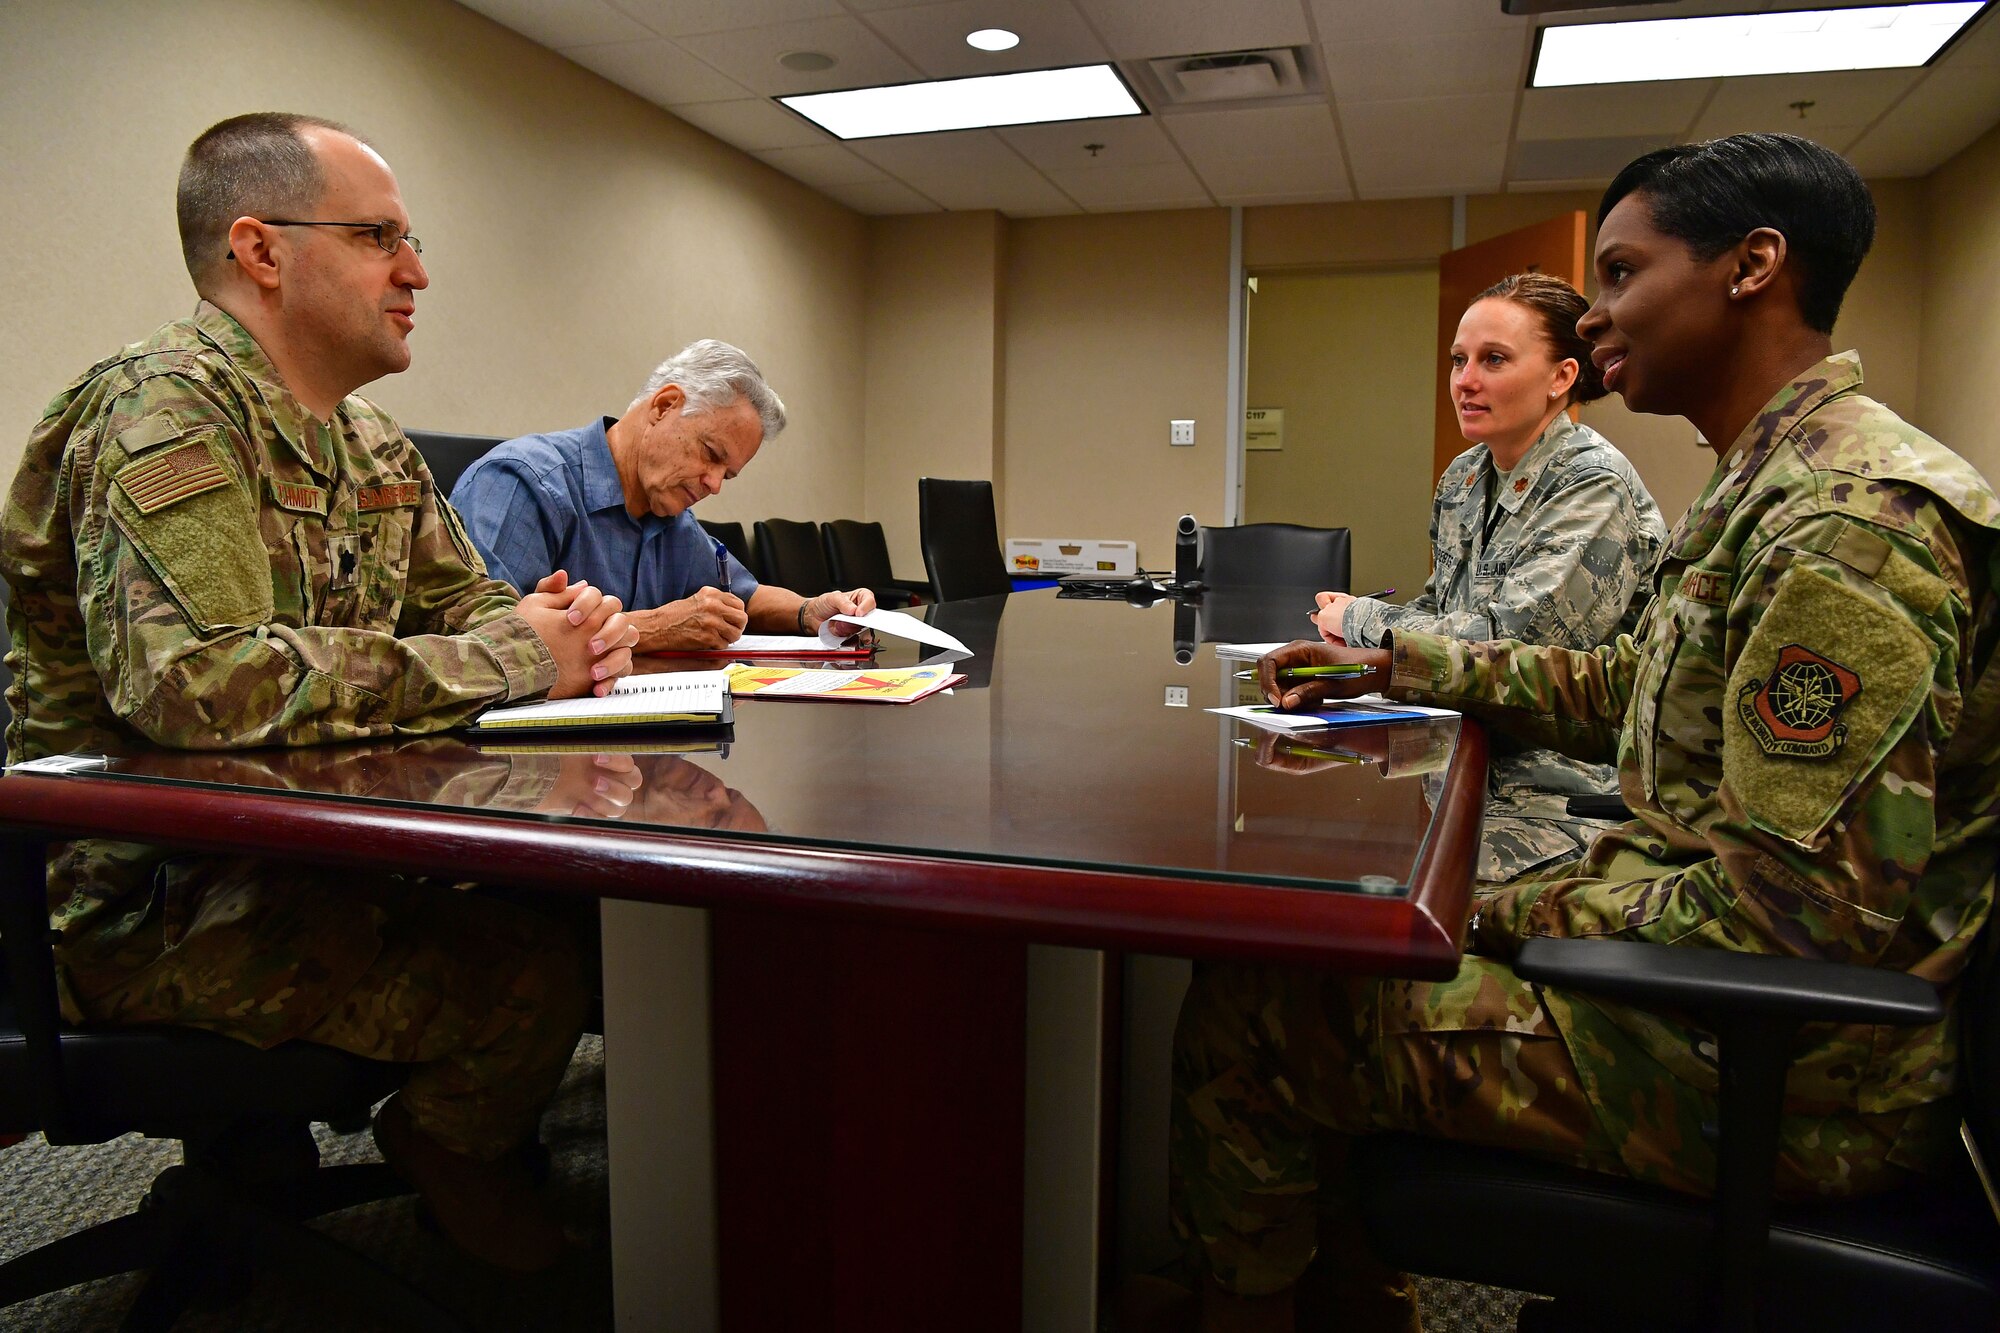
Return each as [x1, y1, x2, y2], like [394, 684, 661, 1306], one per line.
[357, 481, 423, 512]
[115, 441, 231, 514]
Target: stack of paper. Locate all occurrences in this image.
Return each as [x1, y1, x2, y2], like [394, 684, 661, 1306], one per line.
[725, 663, 963, 704]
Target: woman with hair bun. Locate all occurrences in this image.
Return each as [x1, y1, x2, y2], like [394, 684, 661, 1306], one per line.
[1311, 272, 1667, 883]
[1313, 272, 1664, 654]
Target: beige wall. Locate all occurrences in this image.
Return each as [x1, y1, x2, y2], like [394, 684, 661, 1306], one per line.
[1001, 211, 1233, 564]
[1243, 269, 1440, 601]
[1239, 178, 1932, 531]
[0, 0, 868, 530]
[862, 213, 1006, 575]
[1918, 120, 2000, 480]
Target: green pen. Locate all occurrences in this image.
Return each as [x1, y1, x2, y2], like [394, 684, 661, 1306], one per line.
[1232, 737, 1365, 763]
[1235, 664, 1376, 680]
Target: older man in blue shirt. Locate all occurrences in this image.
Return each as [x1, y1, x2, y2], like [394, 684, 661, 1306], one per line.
[452, 340, 874, 651]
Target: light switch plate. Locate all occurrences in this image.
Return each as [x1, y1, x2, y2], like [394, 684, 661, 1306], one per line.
[1164, 685, 1189, 708]
[1170, 419, 1195, 446]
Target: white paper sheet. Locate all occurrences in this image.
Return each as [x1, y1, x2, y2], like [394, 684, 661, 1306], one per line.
[820, 606, 970, 655]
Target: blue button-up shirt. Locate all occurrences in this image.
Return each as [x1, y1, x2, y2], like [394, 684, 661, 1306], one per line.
[449, 418, 759, 609]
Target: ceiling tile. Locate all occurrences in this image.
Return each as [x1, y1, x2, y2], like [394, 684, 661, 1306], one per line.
[815, 177, 944, 212]
[1200, 152, 1352, 203]
[1691, 69, 1924, 142]
[1516, 81, 1713, 141]
[1342, 92, 1511, 197]
[607, 0, 845, 37]
[673, 97, 832, 149]
[677, 15, 924, 95]
[997, 115, 1183, 172]
[1307, 0, 1523, 45]
[1072, 0, 1312, 61]
[1842, 62, 2000, 178]
[753, 143, 891, 188]
[848, 131, 1079, 212]
[563, 38, 754, 105]
[1163, 104, 1343, 164]
[1045, 160, 1212, 210]
[862, 0, 1109, 78]
[1513, 134, 1672, 183]
[457, 0, 656, 48]
[1322, 30, 1529, 102]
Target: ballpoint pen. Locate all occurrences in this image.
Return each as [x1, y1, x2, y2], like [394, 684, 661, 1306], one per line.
[1234, 663, 1377, 680]
[709, 535, 730, 591]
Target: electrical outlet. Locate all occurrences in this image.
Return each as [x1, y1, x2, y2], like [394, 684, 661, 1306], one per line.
[1164, 685, 1189, 708]
[1170, 419, 1195, 446]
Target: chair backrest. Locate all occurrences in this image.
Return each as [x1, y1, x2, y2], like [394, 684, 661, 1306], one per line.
[404, 429, 503, 500]
[918, 478, 1012, 603]
[1198, 522, 1351, 592]
[753, 519, 836, 597]
[1960, 923, 2000, 1197]
[821, 520, 898, 590]
[700, 520, 760, 584]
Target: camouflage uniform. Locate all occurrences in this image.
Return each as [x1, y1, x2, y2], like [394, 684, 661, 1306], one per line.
[1343, 413, 1667, 882]
[2, 304, 583, 1160]
[1174, 354, 2000, 1296]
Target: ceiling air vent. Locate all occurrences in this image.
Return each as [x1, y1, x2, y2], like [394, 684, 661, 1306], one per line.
[1142, 47, 1317, 106]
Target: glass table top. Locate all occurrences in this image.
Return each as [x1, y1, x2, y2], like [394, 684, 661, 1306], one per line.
[15, 589, 1465, 896]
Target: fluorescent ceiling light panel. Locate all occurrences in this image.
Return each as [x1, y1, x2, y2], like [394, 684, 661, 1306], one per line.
[1531, 2, 1987, 86]
[780, 64, 1141, 140]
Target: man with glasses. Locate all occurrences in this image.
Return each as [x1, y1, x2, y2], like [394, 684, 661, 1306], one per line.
[1, 112, 637, 1271]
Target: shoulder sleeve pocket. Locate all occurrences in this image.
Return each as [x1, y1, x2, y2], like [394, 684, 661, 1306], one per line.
[1722, 557, 1937, 847]
[106, 428, 272, 632]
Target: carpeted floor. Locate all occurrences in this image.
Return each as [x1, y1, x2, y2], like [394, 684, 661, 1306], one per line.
[0, 1034, 1535, 1331]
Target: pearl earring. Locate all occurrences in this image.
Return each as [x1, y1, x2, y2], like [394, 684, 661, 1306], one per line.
[1730, 284, 1741, 296]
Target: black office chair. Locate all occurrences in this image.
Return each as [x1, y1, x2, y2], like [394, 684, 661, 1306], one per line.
[404, 429, 503, 499]
[917, 478, 1012, 603]
[1197, 522, 1350, 591]
[700, 519, 760, 584]
[753, 519, 836, 597]
[1352, 935, 2000, 1332]
[0, 833, 472, 1332]
[821, 520, 931, 609]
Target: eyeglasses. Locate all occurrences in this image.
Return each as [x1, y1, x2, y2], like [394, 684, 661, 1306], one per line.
[249, 219, 423, 257]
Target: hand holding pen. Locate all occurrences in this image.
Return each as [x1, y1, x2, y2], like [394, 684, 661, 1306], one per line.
[1310, 587, 1393, 644]
[1255, 640, 1393, 712]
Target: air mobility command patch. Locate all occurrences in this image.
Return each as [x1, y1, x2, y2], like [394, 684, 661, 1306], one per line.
[1722, 556, 1936, 846]
[1738, 645, 1862, 759]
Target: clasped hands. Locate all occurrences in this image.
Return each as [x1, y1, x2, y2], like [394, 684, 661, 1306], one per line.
[517, 570, 639, 698]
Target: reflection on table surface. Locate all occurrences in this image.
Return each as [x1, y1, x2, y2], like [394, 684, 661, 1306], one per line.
[38, 591, 1466, 895]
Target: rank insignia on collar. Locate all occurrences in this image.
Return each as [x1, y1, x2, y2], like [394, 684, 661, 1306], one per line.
[1512, 477, 1529, 493]
[1737, 644, 1862, 758]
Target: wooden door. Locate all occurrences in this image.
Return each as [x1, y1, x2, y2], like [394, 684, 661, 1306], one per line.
[1433, 212, 1588, 484]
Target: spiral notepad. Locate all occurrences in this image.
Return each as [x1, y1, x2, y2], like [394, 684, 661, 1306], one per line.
[469, 670, 733, 734]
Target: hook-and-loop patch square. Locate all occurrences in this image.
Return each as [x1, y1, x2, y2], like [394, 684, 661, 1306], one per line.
[114, 440, 230, 514]
[1722, 555, 1936, 847]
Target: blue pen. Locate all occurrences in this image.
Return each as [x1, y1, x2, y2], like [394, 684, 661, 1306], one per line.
[709, 536, 730, 591]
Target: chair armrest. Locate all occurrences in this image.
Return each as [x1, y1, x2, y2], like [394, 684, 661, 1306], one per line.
[1514, 936, 1943, 1029]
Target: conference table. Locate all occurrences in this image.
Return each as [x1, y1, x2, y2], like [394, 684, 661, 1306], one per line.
[0, 586, 1487, 1332]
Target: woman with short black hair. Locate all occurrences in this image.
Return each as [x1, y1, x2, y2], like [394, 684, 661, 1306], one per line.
[1168, 132, 2000, 1333]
